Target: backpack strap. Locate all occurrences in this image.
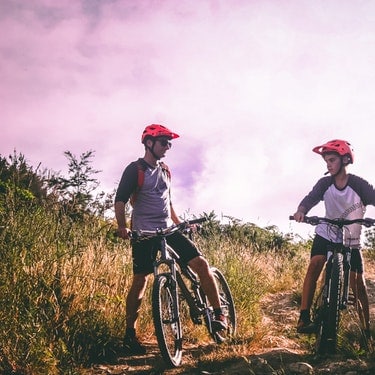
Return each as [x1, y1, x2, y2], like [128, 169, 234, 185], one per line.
[129, 159, 146, 206]
[129, 159, 171, 206]
[159, 161, 171, 180]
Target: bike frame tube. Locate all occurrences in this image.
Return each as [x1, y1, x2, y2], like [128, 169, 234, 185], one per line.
[167, 245, 207, 322]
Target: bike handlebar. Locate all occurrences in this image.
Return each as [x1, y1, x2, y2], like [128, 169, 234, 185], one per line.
[131, 217, 208, 239]
[289, 215, 375, 228]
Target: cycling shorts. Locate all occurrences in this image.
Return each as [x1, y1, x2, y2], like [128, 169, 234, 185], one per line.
[131, 231, 202, 275]
[311, 234, 364, 274]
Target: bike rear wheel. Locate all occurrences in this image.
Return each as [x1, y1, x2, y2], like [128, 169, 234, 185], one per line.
[317, 252, 343, 355]
[204, 267, 236, 343]
[152, 274, 183, 367]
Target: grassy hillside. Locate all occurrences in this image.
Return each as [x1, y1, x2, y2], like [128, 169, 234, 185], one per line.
[0, 185, 308, 374]
[1, 152, 374, 374]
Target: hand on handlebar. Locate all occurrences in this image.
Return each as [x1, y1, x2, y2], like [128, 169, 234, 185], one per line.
[293, 211, 305, 223]
[117, 226, 131, 240]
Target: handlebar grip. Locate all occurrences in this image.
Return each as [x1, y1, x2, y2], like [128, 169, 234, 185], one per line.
[187, 217, 207, 225]
[289, 215, 295, 220]
[363, 218, 375, 227]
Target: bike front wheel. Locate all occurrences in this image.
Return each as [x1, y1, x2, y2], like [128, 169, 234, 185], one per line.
[205, 267, 236, 343]
[152, 273, 183, 367]
[317, 252, 343, 355]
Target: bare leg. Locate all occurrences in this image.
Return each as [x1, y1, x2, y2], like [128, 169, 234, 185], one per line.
[125, 273, 149, 330]
[300, 255, 326, 311]
[350, 271, 370, 331]
[188, 256, 221, 309]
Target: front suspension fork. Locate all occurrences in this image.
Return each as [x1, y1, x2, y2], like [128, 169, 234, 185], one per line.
[341, 248, 351, 309]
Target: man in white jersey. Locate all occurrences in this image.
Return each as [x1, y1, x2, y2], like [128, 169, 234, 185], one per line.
[292, 139, 375, 334]
[114, 124, 227, 354]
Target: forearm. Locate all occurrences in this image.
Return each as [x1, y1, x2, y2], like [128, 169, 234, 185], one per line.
[296, 205, 307, 214]
[115, 201, 127, 228]
[170, 204, 181, 225]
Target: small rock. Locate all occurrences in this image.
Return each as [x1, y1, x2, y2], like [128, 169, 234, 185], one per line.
[288, 361, 314, 374]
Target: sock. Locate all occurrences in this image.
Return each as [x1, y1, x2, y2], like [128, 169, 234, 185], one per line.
[300, 309, 310, 323]
[125, 327, 136, 338]
[214, 308, 223, 318]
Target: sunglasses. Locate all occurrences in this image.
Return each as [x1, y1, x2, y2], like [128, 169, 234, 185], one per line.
[157, 138, 172, 148]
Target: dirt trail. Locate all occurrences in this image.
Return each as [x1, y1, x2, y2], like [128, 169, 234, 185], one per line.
[83, 260, 375, 375]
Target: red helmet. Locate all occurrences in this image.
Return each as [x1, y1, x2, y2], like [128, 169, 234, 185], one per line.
[313, 139, 354, 164]
[141, 124, 179, 144]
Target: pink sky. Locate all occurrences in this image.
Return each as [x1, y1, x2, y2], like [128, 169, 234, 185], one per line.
[2, 0, 375, 238]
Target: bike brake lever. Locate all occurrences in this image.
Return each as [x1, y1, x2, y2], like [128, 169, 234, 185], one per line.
[129, 231, 138, 240]
[179, 221, 190, 231]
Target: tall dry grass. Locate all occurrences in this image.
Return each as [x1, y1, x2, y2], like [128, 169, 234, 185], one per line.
[0, 192, 310, 374]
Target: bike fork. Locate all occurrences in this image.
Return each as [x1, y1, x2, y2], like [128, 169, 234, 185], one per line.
[341, 249, 351, 309]
[323, 251, 333, 302]
[155, 258, 180, 323]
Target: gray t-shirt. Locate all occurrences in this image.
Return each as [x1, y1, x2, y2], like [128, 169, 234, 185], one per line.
[115, 158, 173, 231]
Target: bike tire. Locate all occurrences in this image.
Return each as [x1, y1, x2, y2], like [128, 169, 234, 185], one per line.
[152, 273, 183, 367]
[313, 286, 326, 354]
[318, 252, 343, 355]
[204, 267, 236, 343]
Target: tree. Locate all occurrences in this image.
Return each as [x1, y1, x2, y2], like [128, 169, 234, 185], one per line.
[48, 150, 112, 218]
[0, 151, 47, 203]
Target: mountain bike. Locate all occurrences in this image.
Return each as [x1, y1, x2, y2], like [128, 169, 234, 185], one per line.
[131, 217, 236, 367]
[290, 215, 375, 355]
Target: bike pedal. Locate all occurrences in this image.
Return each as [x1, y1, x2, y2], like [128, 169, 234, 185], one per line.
[192, 317, 202, 324]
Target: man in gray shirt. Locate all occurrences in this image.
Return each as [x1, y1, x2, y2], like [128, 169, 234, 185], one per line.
[115, 124, 227, 354]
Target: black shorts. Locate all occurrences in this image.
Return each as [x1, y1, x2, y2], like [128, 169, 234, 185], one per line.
[131, 231, 202, 275]
[311, 234, 364, 274]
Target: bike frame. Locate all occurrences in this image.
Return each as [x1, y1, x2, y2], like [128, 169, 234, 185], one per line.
[132, 218, 236, 367]
[153, 223, 226, 329]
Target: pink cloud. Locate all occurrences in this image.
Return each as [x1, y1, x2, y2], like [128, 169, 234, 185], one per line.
[2, 0, 375, 234]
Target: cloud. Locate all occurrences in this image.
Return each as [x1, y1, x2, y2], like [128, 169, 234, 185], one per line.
[2, 0, 375, 238]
